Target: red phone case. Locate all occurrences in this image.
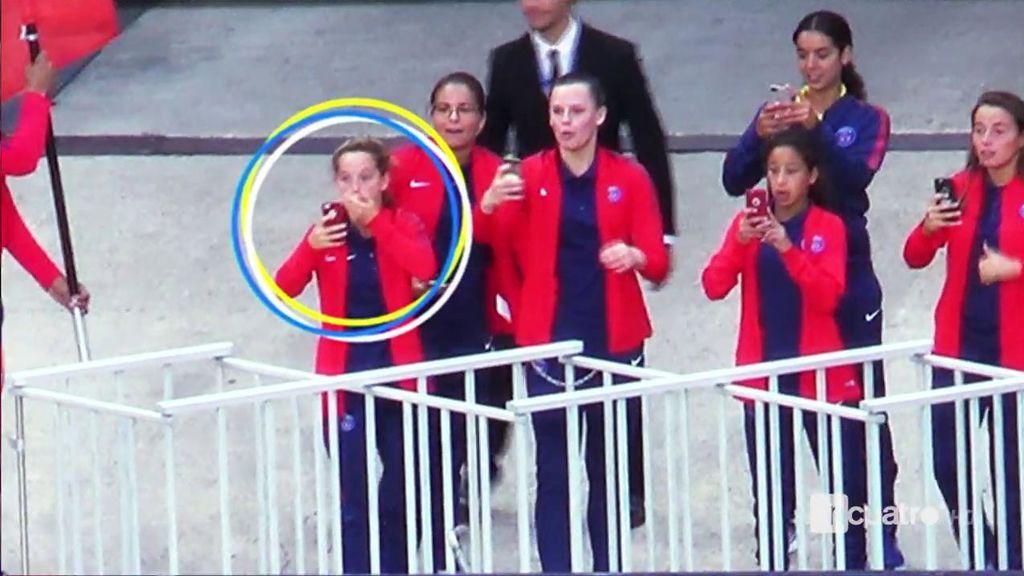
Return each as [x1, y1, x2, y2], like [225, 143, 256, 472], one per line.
[746, 189, 769, 218]
[321, 202, 347, 227]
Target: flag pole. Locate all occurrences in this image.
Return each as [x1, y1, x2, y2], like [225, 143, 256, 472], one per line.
[20, 22, 91, 362]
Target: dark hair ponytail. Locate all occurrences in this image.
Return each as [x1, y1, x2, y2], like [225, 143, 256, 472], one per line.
[840, 63, 867, 101]
[763, 126, 837, 213]
[793, 10, 867, 101]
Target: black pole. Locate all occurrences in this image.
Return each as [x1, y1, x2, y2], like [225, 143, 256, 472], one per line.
[22, 23, 81, 296]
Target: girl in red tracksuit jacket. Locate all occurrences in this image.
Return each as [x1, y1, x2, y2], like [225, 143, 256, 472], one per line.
[703, 126, 868, 570]
[904, 91, 1024, 570]
[273, 137, 436, 575]
[489, 72, 669, 573]
[390, 72, 515, 502]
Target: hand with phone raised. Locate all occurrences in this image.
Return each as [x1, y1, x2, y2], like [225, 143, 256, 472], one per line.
[756, 84, 800, 139]
[481, 155, 525, 214]
[737, 189, 769, 244]
[308, 201, 349, 250]
[922, 177, 963, 236]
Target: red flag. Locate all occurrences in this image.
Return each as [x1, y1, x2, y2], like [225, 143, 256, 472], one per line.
[1, 0, 119, 102]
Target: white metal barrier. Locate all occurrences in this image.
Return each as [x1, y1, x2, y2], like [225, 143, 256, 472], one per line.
[3, 339, 1023, 574]
[861, 357, 1024, 571]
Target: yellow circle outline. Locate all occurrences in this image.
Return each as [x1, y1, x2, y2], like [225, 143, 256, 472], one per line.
[240, 98, 470, 327]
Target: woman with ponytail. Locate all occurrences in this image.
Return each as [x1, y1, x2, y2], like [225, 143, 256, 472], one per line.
[721, 9, 904, 569]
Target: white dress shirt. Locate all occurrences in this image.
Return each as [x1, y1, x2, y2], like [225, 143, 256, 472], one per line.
[530, 16, 581, 86]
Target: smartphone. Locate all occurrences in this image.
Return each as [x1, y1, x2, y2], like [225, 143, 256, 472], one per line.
[934, 177, 960, 209]
[501, 154, 521, 177]
[746, 188, 770, 218]
[321, 201, 347, 227]
[500, 154, 525, 200]
[769, 83, 795, 104]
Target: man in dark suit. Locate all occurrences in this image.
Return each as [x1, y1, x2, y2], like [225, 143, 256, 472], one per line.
[480, 0, 677, 243]
[481, 0, 672, 530]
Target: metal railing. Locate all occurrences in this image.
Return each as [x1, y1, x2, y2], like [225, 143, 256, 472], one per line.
[4, 338, 1023, 573]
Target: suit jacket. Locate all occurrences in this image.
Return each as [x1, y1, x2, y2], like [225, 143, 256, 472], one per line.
[480, 22, 677, 237]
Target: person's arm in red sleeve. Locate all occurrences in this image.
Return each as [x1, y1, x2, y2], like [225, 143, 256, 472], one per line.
[0, 92, 52, 177]
[274, 229, 318, 298]
[701, 213, 748, 300]
[1, 186, 63, 289]
[903, 220, 948, 269]
[628, 167, 669, 284]
[472, 203, 494, 245]
[780, 217, 847, 314]
[370, 208, 437, 281]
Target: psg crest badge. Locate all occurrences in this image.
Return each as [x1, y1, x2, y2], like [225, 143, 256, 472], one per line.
[809, 235, 826, 254]
[341, 414, 357, 432]
[835, 126, 858, 148]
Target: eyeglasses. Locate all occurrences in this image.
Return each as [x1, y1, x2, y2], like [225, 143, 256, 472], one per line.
[432, 104, 480, 118]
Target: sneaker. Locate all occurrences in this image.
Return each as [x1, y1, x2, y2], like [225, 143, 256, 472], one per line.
[786, 524, 797, 556]
[629, 495, 646, 529]
[883, 532, 907, 570]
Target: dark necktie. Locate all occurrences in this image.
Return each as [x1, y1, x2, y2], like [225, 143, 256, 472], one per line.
[548, 48, 562, 82]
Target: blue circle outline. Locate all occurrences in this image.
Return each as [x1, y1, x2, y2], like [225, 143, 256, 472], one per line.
[231, 108, 464, 338]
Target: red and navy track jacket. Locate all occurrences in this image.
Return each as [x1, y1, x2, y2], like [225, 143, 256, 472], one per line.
[701, 202, 861, 402]
[493, 148, 669, 354]
[904, 170, 1024, 370]
[1, 91, 60, 290]
[274, 208, 438, 416]
[390, 144, 516, 335]
[722, 95, 890, 270]
[1, 92, 58, 383]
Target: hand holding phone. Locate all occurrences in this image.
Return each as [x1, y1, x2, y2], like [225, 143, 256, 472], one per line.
[934, 178, 962, 210]
[308, 201, 348, 250]
[738, 189, 769, 244]
[321, 201, 348, 227]
[501, 155, 522, 177]
[757, 89, 793, 138]
[923, 178, 962, 235]
[499, 155, 524, 196]
[482, 157, 525, 213]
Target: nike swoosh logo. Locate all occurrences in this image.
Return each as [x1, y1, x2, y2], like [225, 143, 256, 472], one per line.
[865, 309, 881, 322]
[410, 180, 430, 188]
[324, 255, 337, 262]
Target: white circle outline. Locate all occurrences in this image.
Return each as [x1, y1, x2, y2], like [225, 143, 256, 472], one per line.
[241, 114, 472, 343]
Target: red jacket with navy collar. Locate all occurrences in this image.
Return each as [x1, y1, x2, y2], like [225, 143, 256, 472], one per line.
[701, 203, 861, 402]
[274, 208, 437, 416]
[390, 144, 516, 335]
[493, 147, 669, 353]
[904, 170, 1024, 370]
